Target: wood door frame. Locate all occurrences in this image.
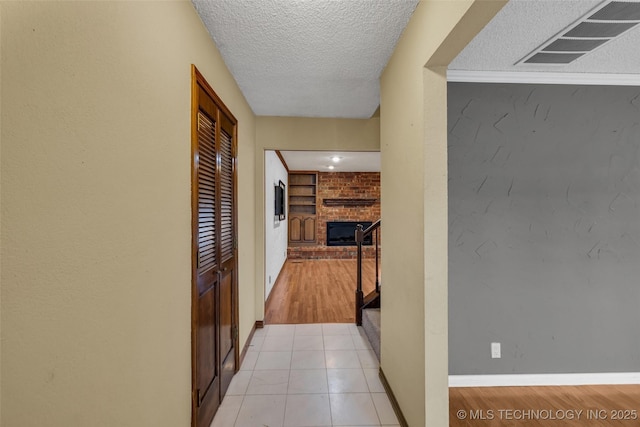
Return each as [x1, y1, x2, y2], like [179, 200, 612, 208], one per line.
[190, 65, 240, 427]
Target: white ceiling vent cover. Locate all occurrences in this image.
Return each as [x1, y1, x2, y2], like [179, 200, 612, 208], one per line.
[518, 0, 640, 65]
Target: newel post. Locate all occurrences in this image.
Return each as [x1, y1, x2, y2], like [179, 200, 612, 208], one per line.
[355, 224, 364, 325]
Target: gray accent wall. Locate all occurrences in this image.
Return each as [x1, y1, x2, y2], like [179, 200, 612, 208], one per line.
[448, 82, 640, 375]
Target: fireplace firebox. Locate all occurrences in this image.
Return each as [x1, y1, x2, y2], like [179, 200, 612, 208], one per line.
[326, 221, 373, 246]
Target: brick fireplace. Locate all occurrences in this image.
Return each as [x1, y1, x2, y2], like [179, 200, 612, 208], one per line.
[288, 171, 380, 260]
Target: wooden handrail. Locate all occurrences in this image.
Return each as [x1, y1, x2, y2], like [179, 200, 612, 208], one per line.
[355, 219, 381, 325]
[356, 219, 381, 241]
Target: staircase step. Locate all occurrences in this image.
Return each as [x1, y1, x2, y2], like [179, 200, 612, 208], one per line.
[361, 308, 380, 361]
[362, 290, 380, 309]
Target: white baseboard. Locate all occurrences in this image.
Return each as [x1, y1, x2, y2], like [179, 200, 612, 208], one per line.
[449, 373, 640, 387]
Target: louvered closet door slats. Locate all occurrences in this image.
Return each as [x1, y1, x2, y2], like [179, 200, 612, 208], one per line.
[197, 111, 217, 273]
[220, 127, 234, 263]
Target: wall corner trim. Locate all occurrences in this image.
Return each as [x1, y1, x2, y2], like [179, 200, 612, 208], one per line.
[275, 150, 289, 172]
[447, 70, 640, 87]
[449, 373, 640, 387]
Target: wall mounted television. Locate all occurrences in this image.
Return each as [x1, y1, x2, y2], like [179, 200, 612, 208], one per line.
[275, 180, 285, 220]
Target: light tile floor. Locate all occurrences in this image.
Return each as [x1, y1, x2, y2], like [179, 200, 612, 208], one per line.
[211, 323, 400, 427]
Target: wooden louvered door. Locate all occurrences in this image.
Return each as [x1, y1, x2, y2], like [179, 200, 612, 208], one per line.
[217, 113, 237, 399]
[191, 66, 238, 427]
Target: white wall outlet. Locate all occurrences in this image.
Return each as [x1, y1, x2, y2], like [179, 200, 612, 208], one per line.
[491, 342, 501, 359]
[268, 275, 272, 284]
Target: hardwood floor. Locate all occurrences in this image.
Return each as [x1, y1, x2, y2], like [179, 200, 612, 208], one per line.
[450, 385, 640, 426]
[265, 258, 378, 324]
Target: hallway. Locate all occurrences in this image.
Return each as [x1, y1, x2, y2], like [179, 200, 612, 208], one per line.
[211, 323, 398, 427]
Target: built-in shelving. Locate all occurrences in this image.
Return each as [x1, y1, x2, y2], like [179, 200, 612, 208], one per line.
[288, 173, 317, 215]
[288, 172, 317, 245]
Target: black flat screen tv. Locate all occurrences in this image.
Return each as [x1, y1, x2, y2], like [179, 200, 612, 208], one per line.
[275, 180, 285, 220]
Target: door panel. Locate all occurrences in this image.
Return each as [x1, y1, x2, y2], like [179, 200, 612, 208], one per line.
[195, 286, 219, 427]
[218, 114, 236, 397]
[192, 66, 238, 427]
[289, 216, 302, 242]
[194, 108, 220, 426]
[303, 216, 316, 242]
[219, 267, 234, 394]
[219, 122, 234, 264]
[196, 111, 218, 278]
[196, 287, 216, 395]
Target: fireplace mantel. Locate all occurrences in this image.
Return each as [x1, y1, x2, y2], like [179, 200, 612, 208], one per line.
[322, 198, 377, 207]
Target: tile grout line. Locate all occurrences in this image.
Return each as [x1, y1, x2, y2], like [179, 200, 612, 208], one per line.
[321, 328, 336, 426]
[283, 349, 293, 427]
[360, 326, 383, 427]
[230, 393, 245, 427]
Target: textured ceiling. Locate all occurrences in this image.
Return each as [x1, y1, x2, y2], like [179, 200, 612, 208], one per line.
[191, 0, 418, 119]
[280, 151, 380, 172]
[193, 0, 640, 120]
[450, 0, 640, 74]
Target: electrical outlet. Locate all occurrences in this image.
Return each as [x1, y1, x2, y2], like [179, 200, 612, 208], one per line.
[491, 342, 501, 359]
[268, 275, 271, 284]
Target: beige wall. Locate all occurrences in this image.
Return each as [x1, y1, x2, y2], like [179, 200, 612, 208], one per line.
[0, 2, 255, 426]
[0, 4, 3, 422]
[380, 1, 505, 425]
[255, 116, 379, 318]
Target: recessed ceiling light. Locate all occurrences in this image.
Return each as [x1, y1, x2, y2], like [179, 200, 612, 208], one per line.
[328, 165, 335, 170]
[331, 156, 342, 163]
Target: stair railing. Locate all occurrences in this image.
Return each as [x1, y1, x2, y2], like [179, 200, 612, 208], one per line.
[355, 219, 381, 325]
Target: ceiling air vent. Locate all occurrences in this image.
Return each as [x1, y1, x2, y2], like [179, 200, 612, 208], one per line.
[525, 52, 585, 64]
[590, 1, 640, 20]
[563, 21, 637, 38]
[518, 0, 640, 65]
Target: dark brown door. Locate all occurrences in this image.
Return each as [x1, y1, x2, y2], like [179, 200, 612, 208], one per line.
[217, 114, 237, 396]
[191, 66, 238, 427]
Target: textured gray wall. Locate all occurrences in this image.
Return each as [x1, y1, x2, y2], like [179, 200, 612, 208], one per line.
[448, 82, 640, 375]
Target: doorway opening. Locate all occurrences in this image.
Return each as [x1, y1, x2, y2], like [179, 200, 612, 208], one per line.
[263, 150, 381, 324]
